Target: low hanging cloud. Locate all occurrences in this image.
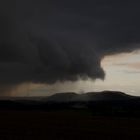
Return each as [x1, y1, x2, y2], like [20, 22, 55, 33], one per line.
[0, 0, 140, 94]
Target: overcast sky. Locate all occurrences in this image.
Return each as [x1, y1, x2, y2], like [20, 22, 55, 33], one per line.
[0, 0, 140, 96]
[20, 51, 140, 97]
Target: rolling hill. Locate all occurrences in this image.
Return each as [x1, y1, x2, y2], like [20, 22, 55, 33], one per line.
[43, 91, 135, 102]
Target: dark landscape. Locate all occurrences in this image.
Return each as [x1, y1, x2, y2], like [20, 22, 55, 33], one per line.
[1, 0, 140, 139]
[0, 91, 140, 139]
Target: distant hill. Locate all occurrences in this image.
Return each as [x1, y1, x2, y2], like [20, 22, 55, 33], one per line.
[43, 91, 135, 102]
[0, 91, 136, 103]
[0, 91, 140, 117]
[79, 91, 134, 101]
[44, 92, 77, 102]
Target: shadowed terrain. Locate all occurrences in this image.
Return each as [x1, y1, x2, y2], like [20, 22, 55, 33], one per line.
[0, 91, 140, 139]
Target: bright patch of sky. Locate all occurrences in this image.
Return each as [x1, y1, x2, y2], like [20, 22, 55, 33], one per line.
[20, 51, 140, 97]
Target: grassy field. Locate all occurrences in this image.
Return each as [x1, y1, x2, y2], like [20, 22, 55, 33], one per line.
[0, 110, 139, 139]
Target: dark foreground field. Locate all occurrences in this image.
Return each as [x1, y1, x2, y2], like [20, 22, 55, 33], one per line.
[0, 110, 140, 140]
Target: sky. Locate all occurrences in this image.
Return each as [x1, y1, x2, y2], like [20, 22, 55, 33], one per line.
[21, 51, 140, 96]
[0, 0, 140, 96]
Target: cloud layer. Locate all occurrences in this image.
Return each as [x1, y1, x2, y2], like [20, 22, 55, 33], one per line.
[0, 0, 140, 92]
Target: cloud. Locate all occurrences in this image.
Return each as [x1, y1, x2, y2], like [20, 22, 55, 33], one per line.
[127, 62, 140, 69]
[115, 62, 140, 69]
[0, 0, 140, 95]
[123, 70, 140, 74]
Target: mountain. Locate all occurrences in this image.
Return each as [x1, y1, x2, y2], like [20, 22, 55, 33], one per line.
[0, 91, 140, 117]
[44, 91, 135, 102]
[45, 92, 78, 102]
[79, 91, 134, 101]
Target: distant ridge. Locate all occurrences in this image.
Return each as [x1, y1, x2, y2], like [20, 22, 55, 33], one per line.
[0, 91, 140, 117]
[45, 92, 77, 102]
[80, 91, 133, 101]
[43, 91, 135, 102]
[0, 91, 136, 103]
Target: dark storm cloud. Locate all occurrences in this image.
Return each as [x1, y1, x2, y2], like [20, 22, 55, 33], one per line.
[0, 0, 140, 89]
